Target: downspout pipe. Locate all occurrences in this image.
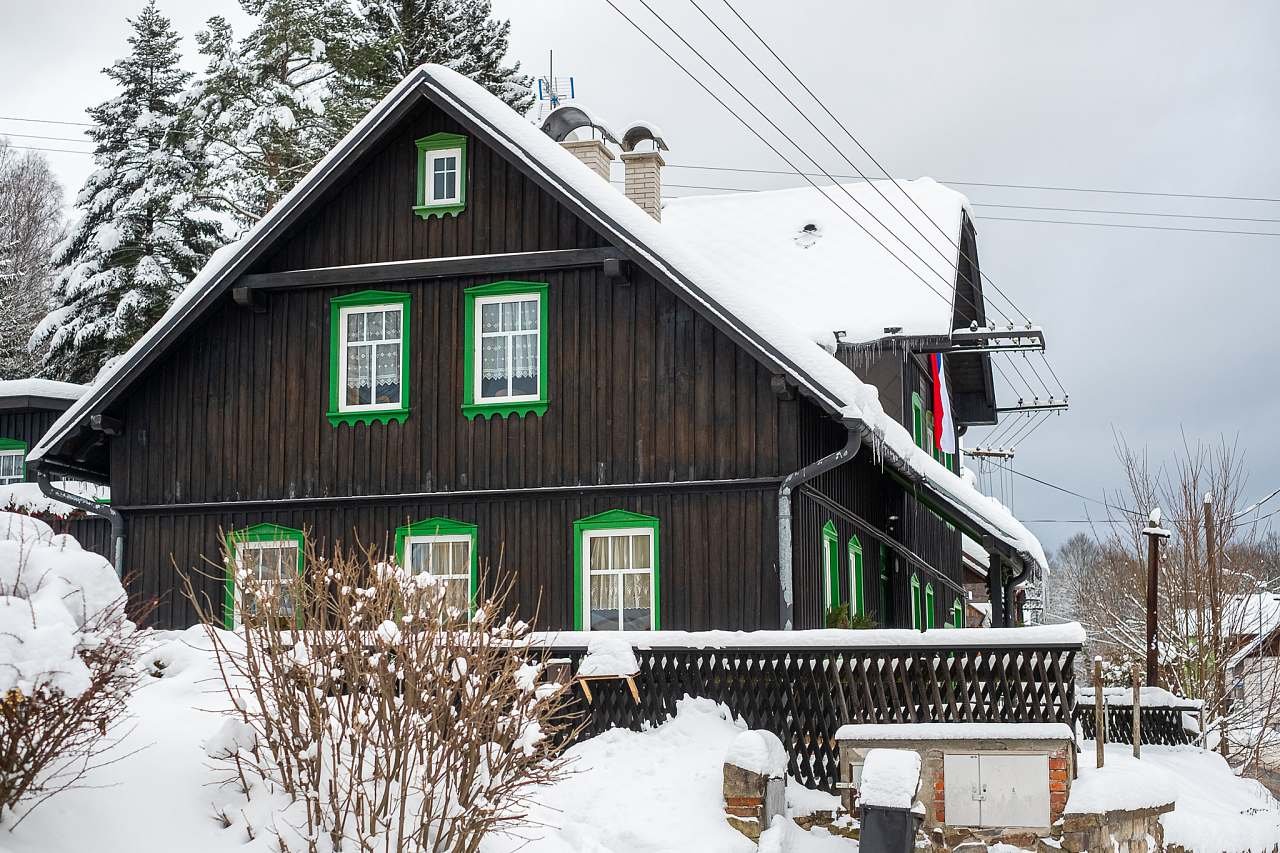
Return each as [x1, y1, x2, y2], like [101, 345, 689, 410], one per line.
[778, 419, 862, 630]
[36, 467, 125, 579]
[1002, 555, 1034, 627]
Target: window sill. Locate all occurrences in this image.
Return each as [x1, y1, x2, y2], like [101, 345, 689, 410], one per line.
[327, 408, 410, 427]
[461, 400, 548, 421]
[413, 203, 465, 220]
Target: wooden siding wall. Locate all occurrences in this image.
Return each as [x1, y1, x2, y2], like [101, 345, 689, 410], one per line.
[0, 409, 58, 481]
[126, 486, 779, 630]
[111, 265, 797, 507]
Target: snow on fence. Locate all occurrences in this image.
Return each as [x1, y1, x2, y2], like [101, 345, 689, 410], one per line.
[1074, 691, 1202, 747]
[537, 626, 1083, 792]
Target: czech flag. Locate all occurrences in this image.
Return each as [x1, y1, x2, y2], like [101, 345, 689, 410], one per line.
[929, 353, 956, 454]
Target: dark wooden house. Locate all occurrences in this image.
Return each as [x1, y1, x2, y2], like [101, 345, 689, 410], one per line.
[30, 65, 1044, 631]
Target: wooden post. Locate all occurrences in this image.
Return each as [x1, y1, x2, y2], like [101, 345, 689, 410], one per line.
[1142, 517, 1163, 688]
[1132, 663, 1141, 759]
[1205, 495, 1229, 758]
[1094, 656, 1105, 769]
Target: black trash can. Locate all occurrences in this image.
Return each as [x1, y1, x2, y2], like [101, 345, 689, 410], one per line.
[858, 803, 923, 853]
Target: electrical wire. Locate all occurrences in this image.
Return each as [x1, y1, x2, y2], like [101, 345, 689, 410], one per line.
[974, 215, 1280, 238]
[0, 114, 92, 127]
[0, 131, 90, 145]
[973, 202, 1280, 224]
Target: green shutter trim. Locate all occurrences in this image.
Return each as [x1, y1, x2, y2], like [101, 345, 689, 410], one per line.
[414, 132, 468, 219]
[848, 535, 865, 617]
[952, 597, 965, 628]
[572, 509, 660, 631]
[327, 290, 412, 427]
[822, 520, 839, 610]
[394, 516, 479, 612]
[224, 522, 305, 630]
[911, 392, 924, 449]
[924, 582, 936, 629]
[462, 280, 550, 420]
[909, 573, 921, 630]
[0, 438, 27, 480]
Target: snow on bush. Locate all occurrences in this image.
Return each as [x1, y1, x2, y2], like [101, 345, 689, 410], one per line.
[0, 512, 139, 822]
[186, 540, 575, 851]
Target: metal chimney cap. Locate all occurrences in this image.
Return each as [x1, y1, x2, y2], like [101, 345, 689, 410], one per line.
[539, 105, 619, 145]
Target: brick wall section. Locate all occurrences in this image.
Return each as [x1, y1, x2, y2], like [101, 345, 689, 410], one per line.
[1049, 747, 1070, 823]
[622, 150, 664, 221]
[559, 139, 614, 181]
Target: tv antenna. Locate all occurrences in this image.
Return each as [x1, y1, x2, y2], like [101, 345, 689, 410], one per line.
[535, 50, 576, 121]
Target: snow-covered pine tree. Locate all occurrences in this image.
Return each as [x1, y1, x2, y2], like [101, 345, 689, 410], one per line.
[189, 0, 356, 228]
[33, 1, 224, 383]
[326, 0, 533, 143]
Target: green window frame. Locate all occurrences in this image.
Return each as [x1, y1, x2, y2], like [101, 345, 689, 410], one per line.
[414, 132, 468, 219]
[925, 411, 936, 459]
[909, 573, 922, 630]
[822, 520, 840, 611]
[951, 597, 965, 628]
[328, 290, 411, 427]
[394, 517, 479, 614]
[573, 509, 660, 631]
[0, 438, 27, 484]
[848, 534, 865, 617]
[911, 392, 924, 450]
[924, 582, 936, 629]
[462, 280, 549, 420]
[224, 523, 305, 629]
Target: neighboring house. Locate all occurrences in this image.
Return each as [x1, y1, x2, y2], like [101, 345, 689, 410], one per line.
[0, 379, 112, 556]
[1227, 592, 1280, 714]
[29, 65, 1047, 631]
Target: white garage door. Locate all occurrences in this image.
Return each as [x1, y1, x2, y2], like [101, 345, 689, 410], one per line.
[944, 752, 1050, 828]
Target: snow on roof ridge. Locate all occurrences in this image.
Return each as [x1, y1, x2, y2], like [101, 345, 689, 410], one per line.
[30, 63, 1046, 569]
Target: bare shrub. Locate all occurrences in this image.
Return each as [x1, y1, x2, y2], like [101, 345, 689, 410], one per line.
[186, 536, 575, 852]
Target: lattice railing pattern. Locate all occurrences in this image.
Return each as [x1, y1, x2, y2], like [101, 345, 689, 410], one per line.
[1076, 705, 1198, 746]
[544, 643, 1079, 791]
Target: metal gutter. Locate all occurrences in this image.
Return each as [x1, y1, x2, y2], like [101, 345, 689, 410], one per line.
[36, 466, 125, 578]
[777, 420, 862, 629]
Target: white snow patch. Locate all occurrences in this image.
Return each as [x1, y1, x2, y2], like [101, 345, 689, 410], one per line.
[726, 728, 788, 777]
[576, 634, 639, 677]
[0, 379, 86, 401]
[857, 748, 921, 809]
[835, 722, 1074, 741]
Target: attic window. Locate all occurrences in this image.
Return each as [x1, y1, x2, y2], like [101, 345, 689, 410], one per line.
[414, 132, 468, 219]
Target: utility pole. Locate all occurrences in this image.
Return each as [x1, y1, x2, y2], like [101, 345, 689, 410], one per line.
[1141, 509, 1171, 688]
[1205, 494, 1228, 758]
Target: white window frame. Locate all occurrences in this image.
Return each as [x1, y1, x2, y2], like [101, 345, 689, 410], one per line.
[337, 302, 404, 414]
[403, 533, 474, 606]
[473, 292, 543, 405]
[232, 538, 300, 629]
[425, 147, 463, 206]
[0, 449, 23, 485]
[582, 527, 657, 631]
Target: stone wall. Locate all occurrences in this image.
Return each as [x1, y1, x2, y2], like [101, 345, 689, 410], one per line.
[1061, 802, 1173, 853]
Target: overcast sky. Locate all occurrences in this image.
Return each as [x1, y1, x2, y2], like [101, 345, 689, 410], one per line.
[4, 1, 1279, 554]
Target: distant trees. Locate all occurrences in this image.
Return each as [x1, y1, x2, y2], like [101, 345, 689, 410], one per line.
[32, 1, 223, 382]
[33, 0, 531, 381]
[0, 142, 63, 379]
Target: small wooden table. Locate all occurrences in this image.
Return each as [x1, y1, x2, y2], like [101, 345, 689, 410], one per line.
[572, 672, 641, 705]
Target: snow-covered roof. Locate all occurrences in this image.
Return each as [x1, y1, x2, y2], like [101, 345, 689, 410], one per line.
[29, 64, 1045, 569]
[0, 378, 86, 403]
[1226, 593, 1280, 669]
[836, 722, 1074, 742]
[663, 180, 969, 346]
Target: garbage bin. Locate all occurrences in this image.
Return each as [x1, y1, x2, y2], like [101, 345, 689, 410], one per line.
[855, 748, 923, 853]
[858, 803, 924, 853]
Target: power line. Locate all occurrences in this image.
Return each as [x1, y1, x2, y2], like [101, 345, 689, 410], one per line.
[0, 114, 92, 127]
[4, 144, 93, 155]
[975, 215, 1280, 238]
[973, 202, 1280, 225]
[660, 162, 1280, 205]
[0, 131, 91, 145]
[1004, 467, 1143, 517]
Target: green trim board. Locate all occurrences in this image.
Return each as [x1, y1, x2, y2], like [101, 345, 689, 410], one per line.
[414, 132, 468, 219]
[952, 597, 964, 628]
[572, 509, 660, 631]
[0, 437, 27, 482]
[924, 582, 936, 629]
[327, 290, 412, 427]
[822, 520, 840, 611]
[911, 392, 924, 449]
[462, 280, 550, 420]
[910, 573, 922, 630]
[394, 516, 479, 612]
[848, 534, 865, 617]
[224, 522, 305, 629]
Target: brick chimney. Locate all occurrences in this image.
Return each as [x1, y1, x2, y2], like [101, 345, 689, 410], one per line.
[560, 138, 614, 181]
[621, 150, 665, 221]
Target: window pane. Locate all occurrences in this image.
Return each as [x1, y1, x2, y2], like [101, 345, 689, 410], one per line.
[520, 299, 538, 331]
[443, 578, 468, 613]
[450, 542, 470, 575]
[590, 573, 620, 630]
[480, 336, 508, 398]
[444, 169, 456, 200]
[510, 333, 538, 396]
[345, 343, 371, 406]
[501, 300, 519, 332]
[0, 453, 20, 483]
[429, 542, 451, 574]
[366, 310, 384, 340]
[384, 309, 400, 338]
[611, 535, 632, 570]
[481, 303, 500, 333]
[433, 167, 447, 201]
[622, 574, 651, 631]
[589, 536, 609, 571]
[346, 312, 365, 343]
[632, 534, 651, 570]
[375, 343, 400, 404]
[409, 542, 430, 573]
